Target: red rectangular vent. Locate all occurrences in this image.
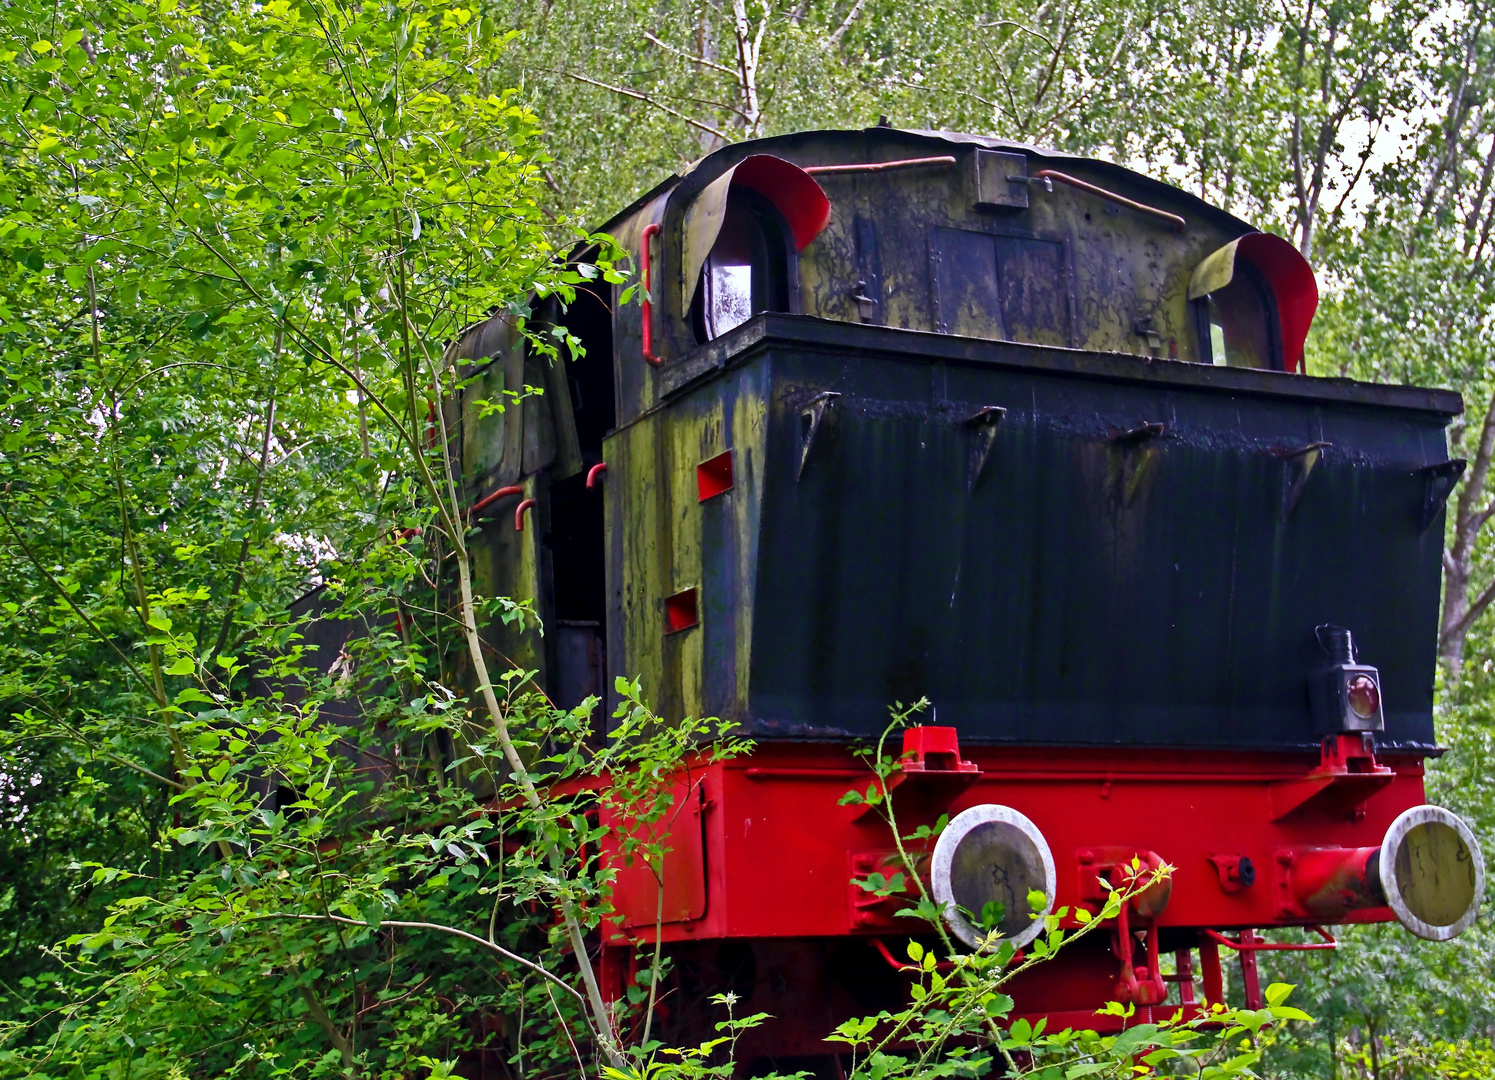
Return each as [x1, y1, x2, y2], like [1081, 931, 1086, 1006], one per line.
[696, 450, 734, 502]
[664, 588, 699, 634]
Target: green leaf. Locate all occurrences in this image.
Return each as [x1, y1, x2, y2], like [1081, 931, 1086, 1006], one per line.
[1263, 982, 1295, 1007]
[984, 993, 1014, 1018]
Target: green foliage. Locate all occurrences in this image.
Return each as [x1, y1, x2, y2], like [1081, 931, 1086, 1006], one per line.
[0, 0, 640, 1073]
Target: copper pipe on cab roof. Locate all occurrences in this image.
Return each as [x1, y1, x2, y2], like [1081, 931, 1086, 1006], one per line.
[1029, 169, 1186, 232]
[802, 155, 957, 174]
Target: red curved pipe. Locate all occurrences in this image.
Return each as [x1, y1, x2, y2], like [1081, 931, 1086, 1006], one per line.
[868, 937, 956, 973]
[586, 462, 607, 489]
[641, 223, 662, 366]
[469, 484, 523, 520]
[514, 498, 536, 532]
[1203, 926, 1336, 952]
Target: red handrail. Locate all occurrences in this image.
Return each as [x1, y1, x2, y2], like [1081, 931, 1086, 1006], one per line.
[586, 462, 607, 488]
[641, 223, 662, 366]
[514, 498, 537, 532]
[869, 937, 956, 973]
[469, 484, 523, 520]
[1203, 926, 1337, 952]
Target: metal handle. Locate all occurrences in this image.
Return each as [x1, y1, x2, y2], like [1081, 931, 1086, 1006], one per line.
[868, 937, 958, 973]
[469, 484, 523, 521]
[641, 223, 662, 366]
[1203, 926, 1337, 952]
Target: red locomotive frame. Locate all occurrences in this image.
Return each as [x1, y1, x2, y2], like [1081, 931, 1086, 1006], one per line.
[596, 728, 1426, 1052]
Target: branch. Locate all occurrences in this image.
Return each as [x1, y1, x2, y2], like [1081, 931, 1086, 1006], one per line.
[298, 984, 355, 1072]
[211, 325, 283, 662]
[3, 724, 186, 791]
[113, 361, 231, 400]
[1325, 116, 1381, 229]
[827, 0, 869, 46]
[975, 17, 1058, 50]
[1444, 576, 1495, 647]
[357, 976, 429, 1018]
[731, 0, 762, 134]
[0, 498, 160, 704]
[261, 914, 588, 1010]
[642, 30, 736, 75]
[563, 71, 732, 141]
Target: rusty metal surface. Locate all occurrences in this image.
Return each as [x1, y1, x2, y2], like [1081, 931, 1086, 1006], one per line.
[604, 315, 1455, 752]
[656, 314, 1461, 415]
[448, 128, 1460, 756]
[598, 127, 1280, 409]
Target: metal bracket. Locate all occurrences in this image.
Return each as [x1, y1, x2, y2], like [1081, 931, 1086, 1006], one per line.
[850, 279, 878, 323]
[1207, 851, 1256, 894]
[963, 405, 1007, 492]
[798, 391, 840, 480]
[1009, 173, 1053, 192]
[1280, 442, 1330, 523]
[1419, 458, 1466, 532]
[1107, 422, 1165, 506]
[1132, 315, 1163, 351]
[1111, 896, 1166, 1006]
[1108, 421, 1165, 445]
[1269, 732, 1392, 823]
[846, 850, 919, 930]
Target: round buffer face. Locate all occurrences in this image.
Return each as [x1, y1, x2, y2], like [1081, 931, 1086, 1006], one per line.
[931, 804, 1056, 949]
[1380, 805, 1485, 942]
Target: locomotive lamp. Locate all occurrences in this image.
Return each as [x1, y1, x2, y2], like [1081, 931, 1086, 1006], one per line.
[1312, 624, 1384, 733]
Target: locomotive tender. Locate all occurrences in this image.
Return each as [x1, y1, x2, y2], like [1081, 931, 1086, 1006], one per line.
[448, 127, 1485, 1064]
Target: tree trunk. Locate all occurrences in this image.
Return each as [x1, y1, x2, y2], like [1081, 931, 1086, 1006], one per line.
[1438, 392, 1495, 680]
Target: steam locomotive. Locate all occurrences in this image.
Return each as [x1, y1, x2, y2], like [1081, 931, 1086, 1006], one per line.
[446, 126, 1485, 1069]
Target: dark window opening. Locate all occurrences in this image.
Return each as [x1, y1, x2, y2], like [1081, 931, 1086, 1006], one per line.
[545, 277, 614, 717]
[1196, 261, 1282, 370]
[546, 479, 607, 716]
[691, 189, 793, 343]
[562, 280, 617, 456]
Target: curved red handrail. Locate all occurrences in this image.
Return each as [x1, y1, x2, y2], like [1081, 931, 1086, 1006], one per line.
[469, 484, 523, 521]
[586, 462, 607, 489]
[868, 937, 956, 973]
[514, 498, 537, 532]
[641, 223, 662, 366]
[1204, 926, 1336, 951]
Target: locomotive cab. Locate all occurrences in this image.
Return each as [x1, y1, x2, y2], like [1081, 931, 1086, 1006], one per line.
[447, 127, 1482, 1056]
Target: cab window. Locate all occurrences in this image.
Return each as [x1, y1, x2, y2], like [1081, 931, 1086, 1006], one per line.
[692, 190, 791, 343]
[1197, 261, 1283, 369]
